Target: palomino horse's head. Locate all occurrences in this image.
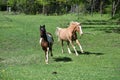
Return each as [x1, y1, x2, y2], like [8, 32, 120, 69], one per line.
[70, 21, 83, 36]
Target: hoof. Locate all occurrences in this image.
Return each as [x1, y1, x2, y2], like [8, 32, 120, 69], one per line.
[76, 54, 79, 56]
[45, 60, 48, 64]
[75, 53, 79, 56]
[81, 51, 84, 53]
[46, 62, 48, 64]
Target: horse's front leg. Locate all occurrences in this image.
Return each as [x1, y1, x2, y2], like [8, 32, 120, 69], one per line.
[69, 40, 78, 56]
[67, 41, 72, 54]
[45, 47, 49, 64]
[76, 39, 84, 53]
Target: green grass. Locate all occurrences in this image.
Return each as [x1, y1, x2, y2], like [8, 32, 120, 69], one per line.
[0, 12, 120, 80]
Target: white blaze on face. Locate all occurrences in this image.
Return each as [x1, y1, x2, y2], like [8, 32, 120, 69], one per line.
[75, 22, 83, 35]
[79, 25, 83, 35]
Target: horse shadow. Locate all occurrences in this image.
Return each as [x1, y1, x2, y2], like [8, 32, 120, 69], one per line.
[54, 57, 72, 62]
[53, 51, 104, 62]
[77, 51, 104, 55]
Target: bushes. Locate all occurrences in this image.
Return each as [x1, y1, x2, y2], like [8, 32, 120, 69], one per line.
[5, 0, 70, 15]
[0, 0, 120, 16]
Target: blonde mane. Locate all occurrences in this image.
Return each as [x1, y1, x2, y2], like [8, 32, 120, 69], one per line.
[69, 21, 80, 27]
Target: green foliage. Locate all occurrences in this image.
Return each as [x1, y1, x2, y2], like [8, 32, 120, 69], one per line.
[0, 0, 120, 18]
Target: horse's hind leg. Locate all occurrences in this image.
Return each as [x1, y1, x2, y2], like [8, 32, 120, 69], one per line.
[50, 48, 53, 56]
[49, 45, 53, 56]
[67, 41, 72, 54]
[45, 47, 49, 64]
[76, 39, 84, 53]
[61, 40, 64, 53]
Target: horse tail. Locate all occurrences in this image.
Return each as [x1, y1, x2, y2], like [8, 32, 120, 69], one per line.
[55, 27, 61, 41]
[55, 27, 59, 36]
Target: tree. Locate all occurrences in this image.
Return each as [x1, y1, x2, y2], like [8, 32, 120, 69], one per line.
[0, 0, 7, 11]
[111, 0, 120, 18]
[100, 0, 103, 16]
[36, 0, 49, 14]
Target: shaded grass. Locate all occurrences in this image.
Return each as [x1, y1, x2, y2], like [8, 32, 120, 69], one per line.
[0, 13, 120, 80]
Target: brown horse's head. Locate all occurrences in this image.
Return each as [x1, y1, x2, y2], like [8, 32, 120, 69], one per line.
[70, 21, 83, 36]
[40, 25, 47, 37]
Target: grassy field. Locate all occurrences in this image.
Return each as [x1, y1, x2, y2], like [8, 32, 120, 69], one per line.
[0, 12, 120, 80]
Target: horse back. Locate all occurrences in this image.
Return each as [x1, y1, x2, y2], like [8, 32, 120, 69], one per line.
[59, 28, 73, 40]
[46, 32, 54, 44]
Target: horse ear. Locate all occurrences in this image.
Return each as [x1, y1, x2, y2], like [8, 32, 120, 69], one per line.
[76, 22, 80, 25]
[43, 25, 45, 27]
[70, 21, 75, 25]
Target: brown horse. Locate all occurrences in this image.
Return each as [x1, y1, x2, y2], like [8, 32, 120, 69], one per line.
[39, 25, 54, 64]
[56, 21, 84, 56]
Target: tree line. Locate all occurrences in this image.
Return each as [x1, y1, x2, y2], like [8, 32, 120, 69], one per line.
[0, 0, 120, 17]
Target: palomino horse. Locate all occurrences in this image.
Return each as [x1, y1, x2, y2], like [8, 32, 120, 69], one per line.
[39, 25, 54, 64]
[56, 21, 84, 56]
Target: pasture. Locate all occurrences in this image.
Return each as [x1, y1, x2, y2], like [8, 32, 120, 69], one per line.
[0, 12, 120, 80]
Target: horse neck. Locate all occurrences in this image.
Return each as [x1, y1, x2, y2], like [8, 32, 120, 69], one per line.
[67, 25, 76, 33]
[41, 33, 48, 42]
